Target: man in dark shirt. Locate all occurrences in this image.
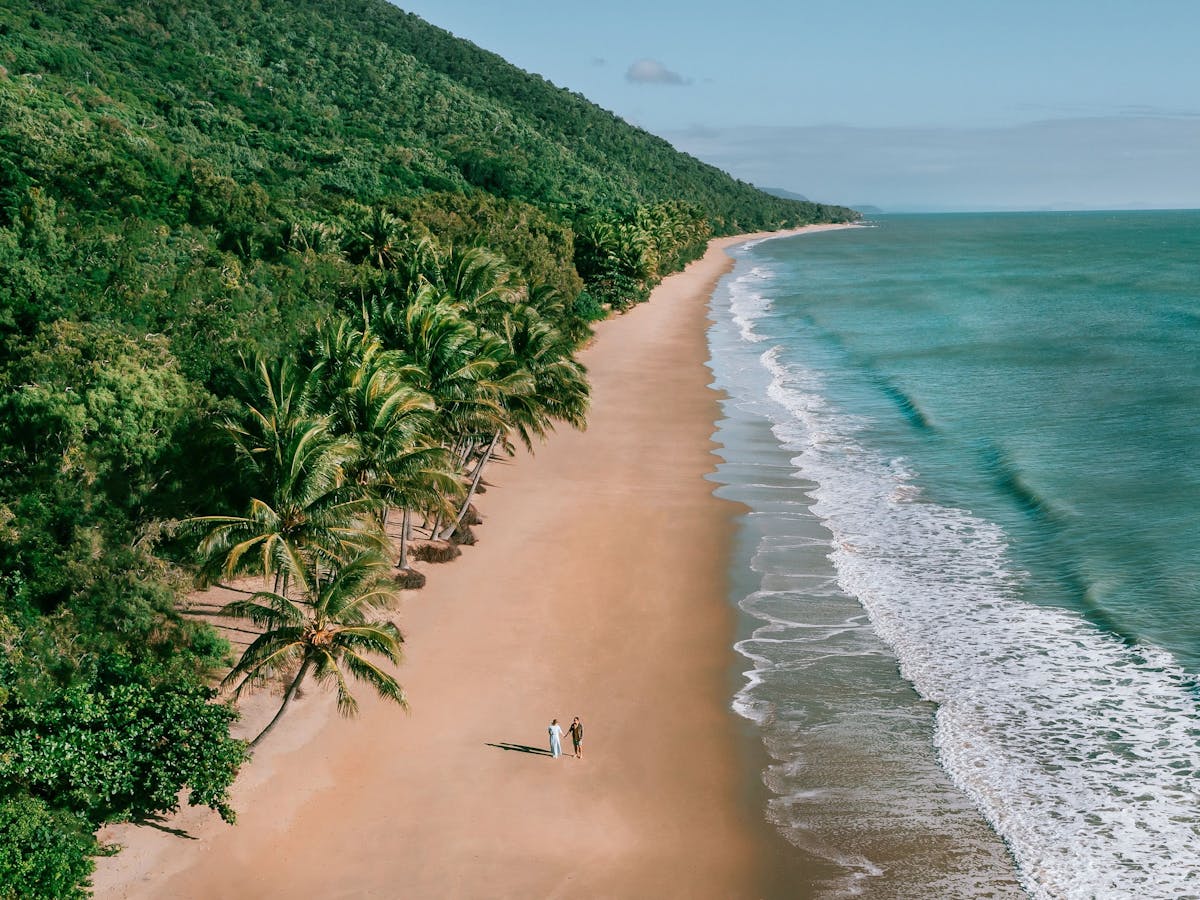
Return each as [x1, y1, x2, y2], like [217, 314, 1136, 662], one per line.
[568, 717, 584, 759]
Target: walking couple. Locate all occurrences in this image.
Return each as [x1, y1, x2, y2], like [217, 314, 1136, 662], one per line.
[548, 717, 583, 759]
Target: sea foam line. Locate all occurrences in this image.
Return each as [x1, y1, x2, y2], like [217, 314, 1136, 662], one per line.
[726, 264, 1200, 899]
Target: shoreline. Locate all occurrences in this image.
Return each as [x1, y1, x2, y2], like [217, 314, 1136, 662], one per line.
[92, 223, 854, 899]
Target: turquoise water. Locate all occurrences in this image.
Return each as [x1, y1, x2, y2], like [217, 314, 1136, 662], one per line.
[708, 213, 1200, 898]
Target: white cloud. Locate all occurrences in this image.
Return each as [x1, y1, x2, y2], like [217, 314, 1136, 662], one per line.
[625, 58, 688, 85]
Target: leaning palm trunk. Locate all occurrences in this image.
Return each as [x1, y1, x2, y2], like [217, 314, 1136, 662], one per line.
[249, 657, 312, 749]
[438, 430, 501, 540]
[225, 551, 407, 749]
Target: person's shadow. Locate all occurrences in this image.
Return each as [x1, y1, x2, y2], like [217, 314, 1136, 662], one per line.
[485, 742, 552, 756]
[129, 814, 199, 840]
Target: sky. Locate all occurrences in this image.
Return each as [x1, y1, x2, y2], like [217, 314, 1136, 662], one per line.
[394, 1, 1200, 211]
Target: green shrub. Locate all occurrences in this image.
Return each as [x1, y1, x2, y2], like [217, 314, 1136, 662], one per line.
[0, 793, 95, 900]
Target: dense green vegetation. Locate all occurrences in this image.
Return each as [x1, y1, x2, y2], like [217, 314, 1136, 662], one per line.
[0, 0, 857, 894]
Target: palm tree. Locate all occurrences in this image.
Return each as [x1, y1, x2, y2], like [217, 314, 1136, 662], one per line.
[636, 201, 711, 274]
[494, 303, 589, 448]
[441, 245, 520, 327]
[305, 317, 462, 568]
[575, 218, 655, 310]
[389, 233, 442, 299]
[220, 550, 407, 748]
[437, 304, 588, 539]
[367, 288, 506, 443]
[190, 357, 381, 595]
[345, 206, 407, 270]
[284, 219, 344, 256]
[365, 290, 517, 538]
[364, 252, 590, 544]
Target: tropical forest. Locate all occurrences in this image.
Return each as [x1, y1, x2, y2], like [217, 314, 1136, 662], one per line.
[0, 0, 858, 894]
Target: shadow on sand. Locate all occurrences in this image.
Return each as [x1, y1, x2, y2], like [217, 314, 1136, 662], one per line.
[485, 742, 552, 756]
[130, 814, 199, 840]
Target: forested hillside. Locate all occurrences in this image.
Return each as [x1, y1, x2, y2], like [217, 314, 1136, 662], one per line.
[0, 1, 856, 894]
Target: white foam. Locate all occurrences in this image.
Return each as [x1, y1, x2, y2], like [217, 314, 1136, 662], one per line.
[742, 331, 1200, 897]
[726, 265, 775, 343]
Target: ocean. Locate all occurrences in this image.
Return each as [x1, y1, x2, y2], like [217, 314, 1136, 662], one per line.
[707, 212, 1200, 899]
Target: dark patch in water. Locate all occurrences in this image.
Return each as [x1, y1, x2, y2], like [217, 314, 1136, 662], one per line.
[978, 441, 1060, 525]
[800, 320, 935, 434]
[871, 374, 935, 432]
[977, 439, 1139, 646]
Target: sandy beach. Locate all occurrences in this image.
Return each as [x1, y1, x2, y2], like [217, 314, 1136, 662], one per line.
[92, 225, 851, 899]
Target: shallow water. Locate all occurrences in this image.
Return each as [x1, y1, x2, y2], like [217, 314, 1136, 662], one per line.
[708, 213, 1200, 898]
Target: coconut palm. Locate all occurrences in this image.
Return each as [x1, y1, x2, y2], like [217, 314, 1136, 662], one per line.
[305, 317, 462, 568]
[345, 206, 407, 270]
[437, 304, 588, 539]
[638, 200, 711, 272]
[367, 287, 514, 445]
[190, 357, 382, 595]
[388, 233, 442, 299]
[220, 549, 406, 748]
[368, 291, 526, 538]
[493, 303, 589, 448]
[522, 281, 570, 326]
[302, 316, 375, 414]
[284, 219, 344, 256]
[582, 219, 655, 283]
[441, 245, 520, 327]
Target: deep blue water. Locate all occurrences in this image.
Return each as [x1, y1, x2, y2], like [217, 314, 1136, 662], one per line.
[709, 213, 1200, 898]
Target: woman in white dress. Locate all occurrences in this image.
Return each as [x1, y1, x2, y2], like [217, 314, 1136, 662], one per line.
[548, 719, 564, 758]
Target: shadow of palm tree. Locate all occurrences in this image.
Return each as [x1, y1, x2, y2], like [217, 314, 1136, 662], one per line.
[485, 742, 552, 756]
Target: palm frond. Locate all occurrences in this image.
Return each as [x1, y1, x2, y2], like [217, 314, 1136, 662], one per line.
[311, 648, 360, 717]
[334, 623, 404, 662]
[221, 590, 305, 628]
[340, 648, 407, 710]
[222, 634, 307, 695]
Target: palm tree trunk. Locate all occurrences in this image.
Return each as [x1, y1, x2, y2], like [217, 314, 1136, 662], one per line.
[215, 583, 257, 595]
[397, 507, 412, 569]
[249, 657, 312, 749]
[439, 430, 500, 540]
